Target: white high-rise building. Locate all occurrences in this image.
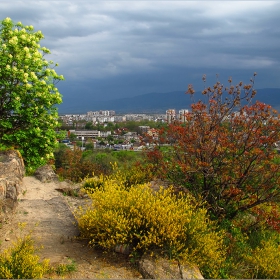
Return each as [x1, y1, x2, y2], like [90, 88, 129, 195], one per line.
[178, 109, 189, 123]
[166, 109, 176, 123]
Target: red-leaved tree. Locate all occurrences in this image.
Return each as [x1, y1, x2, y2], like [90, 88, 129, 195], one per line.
[148, 74, 280, 221]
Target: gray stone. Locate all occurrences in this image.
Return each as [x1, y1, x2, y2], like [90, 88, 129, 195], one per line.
[55, 180, 84, 197]
[139, 251, 204, 279]
[34, 164, 59, 183]
[180, 263, 204, 279]
[0, 150, 25, 213]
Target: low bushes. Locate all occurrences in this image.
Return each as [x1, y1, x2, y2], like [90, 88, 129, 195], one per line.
[54, 146, 105, 182]
[54, 146, 146, 182]
[0, 233, 78, 279]
[244, 236, 280, 279]
[222, 219, 280, 279]
[77, 167, 280, 278]
[0, 235, 49, 279]
[76, 172, 226, 279]
[82, 162, 153, 192]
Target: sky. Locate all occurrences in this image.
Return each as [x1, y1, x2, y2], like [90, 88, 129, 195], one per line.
[1, 1, 280, 108]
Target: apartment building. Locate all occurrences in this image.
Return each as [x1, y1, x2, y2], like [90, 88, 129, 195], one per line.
[178, 109, 189, 123]
[166, 109, 176, 123]
[68, 129, 100, 139]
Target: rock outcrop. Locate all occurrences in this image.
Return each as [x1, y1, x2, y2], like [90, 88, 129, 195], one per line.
[0, 150, 25, 213]
[139, 251, 204, 279]
[34, 164, 59, 183]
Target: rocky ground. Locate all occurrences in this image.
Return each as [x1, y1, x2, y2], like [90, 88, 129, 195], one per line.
[0, 176, 142, 279]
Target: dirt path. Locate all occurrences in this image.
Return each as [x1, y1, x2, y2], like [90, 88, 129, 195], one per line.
[0, 176, 142, 279]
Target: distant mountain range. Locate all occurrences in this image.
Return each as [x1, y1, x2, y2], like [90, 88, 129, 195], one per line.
[58, 88, 280, 114]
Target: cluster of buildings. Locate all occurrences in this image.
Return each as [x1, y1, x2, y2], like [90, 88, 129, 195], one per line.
[59, 110, 116, 125]
[59, 109, 189, 127]
[59, 109, 190, 144]
[59, 109, 191, 149]
[166, 109, 189, 123]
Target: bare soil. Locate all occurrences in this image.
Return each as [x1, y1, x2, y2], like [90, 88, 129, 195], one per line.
[0, 176, 142, 279]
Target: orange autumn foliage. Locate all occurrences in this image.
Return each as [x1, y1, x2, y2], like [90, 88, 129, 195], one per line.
[147, 74, 280, 221]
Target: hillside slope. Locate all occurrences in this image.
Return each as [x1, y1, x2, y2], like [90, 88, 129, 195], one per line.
[0, 176, 141, 279]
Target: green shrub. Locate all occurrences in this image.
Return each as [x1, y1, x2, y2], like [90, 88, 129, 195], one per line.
[219, 215, 280, 279]
[83, 176, 104, 191]
[77, 171, 225, 278]
[225, 232, 280, 279]
[117, 164, 154, 189]
[51, 259, 77, 277]
[111, 150, 139, 163]
[0, 235, 50, 279]
[82, 162, 153, 191]
[244, 237, 280, 279]
[55, 147, 98, 182]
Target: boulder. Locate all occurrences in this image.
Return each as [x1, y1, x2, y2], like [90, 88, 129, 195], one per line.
[149, 179, 190, 197]
[34, 164, 59, 183]
[55, 180, 84, 198]
[0, 150, 25, 213]
[139, 251, 204, 279]
[149, 179, 170, 193]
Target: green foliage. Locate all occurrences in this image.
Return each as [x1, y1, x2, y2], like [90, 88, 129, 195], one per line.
[83, 149, 145, 175]
[77, 169, 226, 279]
[85, 122, 94, 130]
[83, 176, 104, 191]
[218, 213, 280, 279]
[53, 143, 70, 167]
[69, 132, 77, 141]
[82, 162, 153, 192]
[51, 259, 77, 277]
[56, 130, 67, 142]
[0, 235, 50, 279]
[85, 142, 94, 150]
[55, 146, 146, 182]
[55, 146, 98, 182]
[123, 120, 167, 134]
[0, 17, 63, 170]
[111, 150, 138, 163]
[117, 163, 154, 189]
[244, 237, 280, 279]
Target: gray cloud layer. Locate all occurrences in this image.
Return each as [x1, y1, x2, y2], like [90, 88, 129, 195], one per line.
[1, 1, 280, 108]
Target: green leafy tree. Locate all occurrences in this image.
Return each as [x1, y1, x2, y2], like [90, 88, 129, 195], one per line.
[0, 18, 63, 170]
[76, 141, 83, 147]
[106, 134, 114, 142]
[85, 122, 93, 130]
[85, 142, 93, 150]
[69, 132, 77, 141]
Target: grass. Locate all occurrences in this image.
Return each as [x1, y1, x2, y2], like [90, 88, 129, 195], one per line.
[53, 258, 77, 276]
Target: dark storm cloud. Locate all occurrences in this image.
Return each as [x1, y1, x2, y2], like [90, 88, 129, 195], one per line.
[0, 1, 280, 106]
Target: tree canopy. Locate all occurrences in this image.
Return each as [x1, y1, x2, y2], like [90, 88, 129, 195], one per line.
[147, 75, 280, 221]
[0, 17, 63, 170]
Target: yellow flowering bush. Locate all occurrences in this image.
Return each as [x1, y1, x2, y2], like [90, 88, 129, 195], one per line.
[243, 237, 280, 279]
[83, 175, 104, 191]
[0, 235, 50, 279]
[76, 171, 225, 278]
[218, 215, 280, 279]
[82, 162, 153, 192]
[118, 164, 154, 189]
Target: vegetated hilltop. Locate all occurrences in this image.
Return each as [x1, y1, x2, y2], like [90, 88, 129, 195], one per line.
[58, 88, 280, 114]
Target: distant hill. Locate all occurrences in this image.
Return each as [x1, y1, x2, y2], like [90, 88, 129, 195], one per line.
[253, 88, 280, 111]
[58, 88, 280, 114]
